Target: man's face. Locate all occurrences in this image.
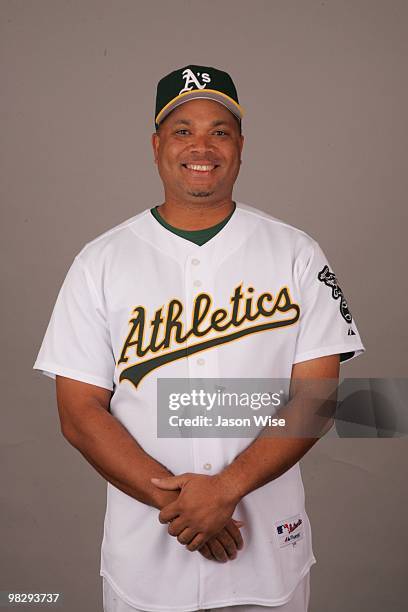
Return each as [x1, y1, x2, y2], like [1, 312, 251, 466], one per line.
[151, 99, 244, 203]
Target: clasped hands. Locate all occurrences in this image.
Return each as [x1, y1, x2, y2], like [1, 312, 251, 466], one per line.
[151, 472, 244, 563]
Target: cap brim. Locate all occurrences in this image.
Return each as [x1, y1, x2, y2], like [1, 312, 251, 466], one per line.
[156, 89, 244, 126]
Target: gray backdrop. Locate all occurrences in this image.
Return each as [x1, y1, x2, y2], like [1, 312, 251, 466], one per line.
[1, 1, 407, 611]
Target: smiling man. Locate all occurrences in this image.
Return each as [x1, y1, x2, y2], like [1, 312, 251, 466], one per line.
[33, 64, 365, 612]
[151, 99, 243, 228]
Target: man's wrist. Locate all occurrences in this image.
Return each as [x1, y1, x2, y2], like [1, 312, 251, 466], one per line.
[214, 470, 244, 505]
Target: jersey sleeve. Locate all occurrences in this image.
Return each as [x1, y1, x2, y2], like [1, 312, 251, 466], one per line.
[293, 240, 365, 365]
[33, 255, 115, 390]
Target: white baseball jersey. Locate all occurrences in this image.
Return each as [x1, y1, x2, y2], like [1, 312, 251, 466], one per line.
[33, 202, 365, 611]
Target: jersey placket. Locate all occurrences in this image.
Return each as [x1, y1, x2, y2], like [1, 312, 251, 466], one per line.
[183, 251, 221, 466]
[182, 250, 223, 608]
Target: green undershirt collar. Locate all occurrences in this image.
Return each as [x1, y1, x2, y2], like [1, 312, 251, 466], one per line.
[150, 202, 236, 246]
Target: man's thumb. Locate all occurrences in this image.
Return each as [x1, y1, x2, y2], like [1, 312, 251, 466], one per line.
[151, 476, 183, 490]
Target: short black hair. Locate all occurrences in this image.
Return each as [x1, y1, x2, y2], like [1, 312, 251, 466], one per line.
[232, 115, 243, 134]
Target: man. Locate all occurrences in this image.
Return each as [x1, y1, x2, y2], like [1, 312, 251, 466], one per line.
[33, 64, 365, 612]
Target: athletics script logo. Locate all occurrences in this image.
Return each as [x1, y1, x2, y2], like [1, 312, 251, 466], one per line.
[117, 283, 300, 389]
[179, 68, 211, 94]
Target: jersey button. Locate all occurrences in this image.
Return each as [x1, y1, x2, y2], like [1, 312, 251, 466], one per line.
[191, 258, 200, 265]
[203, 463, 212, 471]
[197, 358, 205, 365]
[193, 279, 202, 287]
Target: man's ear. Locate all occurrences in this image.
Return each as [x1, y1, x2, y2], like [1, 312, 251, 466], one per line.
[151, 132, 159, 164]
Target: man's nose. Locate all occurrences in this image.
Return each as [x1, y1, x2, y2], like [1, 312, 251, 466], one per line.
[188, 133, 214, 151]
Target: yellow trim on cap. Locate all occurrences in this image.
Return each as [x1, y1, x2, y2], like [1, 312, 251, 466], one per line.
[155, 89, 244, 125]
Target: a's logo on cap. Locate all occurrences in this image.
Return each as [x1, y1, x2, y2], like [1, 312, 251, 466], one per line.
[179, 68, 211, 94]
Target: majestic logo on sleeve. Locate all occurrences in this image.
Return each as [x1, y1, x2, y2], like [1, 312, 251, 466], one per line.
[179, 68, 211, 94]
[317, 265, 352, 323]
[117, 283, 300, 388]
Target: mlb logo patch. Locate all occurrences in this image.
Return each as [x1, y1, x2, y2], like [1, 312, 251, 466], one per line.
[274, 514, 304, 548]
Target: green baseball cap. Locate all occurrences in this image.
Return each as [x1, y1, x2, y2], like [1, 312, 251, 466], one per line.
[154, 64, 244, 129]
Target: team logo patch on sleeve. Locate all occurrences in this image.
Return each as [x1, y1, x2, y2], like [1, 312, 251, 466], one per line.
[317, 265, 353, 323]
[274, 514, 304, 548]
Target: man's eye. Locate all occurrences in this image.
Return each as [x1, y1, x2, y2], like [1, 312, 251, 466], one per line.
[175, 129, 189, 135]
[214, 130, 228, 136]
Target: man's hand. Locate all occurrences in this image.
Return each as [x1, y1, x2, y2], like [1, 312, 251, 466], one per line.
[151, 472, 241, 551]
[198, 518, 244, 562]
[154, 484, 245, 561]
